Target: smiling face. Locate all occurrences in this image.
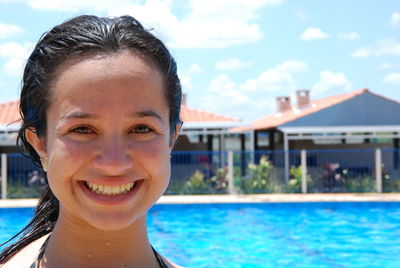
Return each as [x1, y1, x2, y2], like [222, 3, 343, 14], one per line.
[27, 51, 177, 231]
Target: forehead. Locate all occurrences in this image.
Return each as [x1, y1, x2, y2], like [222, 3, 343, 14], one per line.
[49, 51, 167, 109]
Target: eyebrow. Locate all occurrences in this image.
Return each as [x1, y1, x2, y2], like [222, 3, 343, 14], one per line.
[130, 110, 163, 121]
[60, 110, 164, 121]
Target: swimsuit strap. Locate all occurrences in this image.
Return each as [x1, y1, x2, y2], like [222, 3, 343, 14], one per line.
[32, 235, 50, 267]
[151, 246, 169, 268]
[35, 237, 168, 268]
[37, 236, 50, 260]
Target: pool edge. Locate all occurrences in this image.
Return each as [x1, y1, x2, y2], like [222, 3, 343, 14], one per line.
[1, 193, 400, 207]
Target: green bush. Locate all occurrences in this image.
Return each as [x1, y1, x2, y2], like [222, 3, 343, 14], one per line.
[7, 178, 45, 198]
[241, 155, 281, 193]
[286, 165, 315, 193]
[383, 177, 400, 192]
[343, 176, 376, 192]
[165, 177, 183, 195]
[181, 170, 214, 194]
[209, 167, 228, 194]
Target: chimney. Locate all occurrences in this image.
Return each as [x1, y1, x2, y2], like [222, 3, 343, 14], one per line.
[277, 96, 291, 113]
[182, 93, 187, 106]
[296, 89, 310, 107]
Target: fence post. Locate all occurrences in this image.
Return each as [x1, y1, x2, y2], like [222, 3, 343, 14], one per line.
[301, 150, 307, 194]
[227, 151, 236, 194]
[1, 153, 7, 199]
[375, 148, 382, 193]
[284, 133, 289, 183]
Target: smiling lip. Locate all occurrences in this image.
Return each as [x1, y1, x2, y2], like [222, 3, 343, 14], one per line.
[78, 179, 144, 205]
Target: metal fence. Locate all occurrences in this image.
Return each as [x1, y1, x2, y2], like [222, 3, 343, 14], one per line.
[171, 148, 395, 194]
[1, 148, 399, 198]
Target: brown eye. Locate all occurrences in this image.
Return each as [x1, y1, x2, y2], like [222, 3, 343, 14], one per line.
[72, 126, 93, 134]
[133, 125, 152, 134]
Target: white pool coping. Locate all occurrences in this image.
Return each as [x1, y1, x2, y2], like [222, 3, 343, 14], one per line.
[1, 193, 400, 208]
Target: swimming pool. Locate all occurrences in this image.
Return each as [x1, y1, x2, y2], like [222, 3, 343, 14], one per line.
[1, 202, 400, 267]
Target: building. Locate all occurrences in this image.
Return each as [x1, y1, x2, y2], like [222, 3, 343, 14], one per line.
[241, 88, 400, 182]
[249, 89, 400, 152]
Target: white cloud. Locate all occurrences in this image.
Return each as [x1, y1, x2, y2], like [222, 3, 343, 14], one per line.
[200, 59, 308, 120]
[240, 69, 295, 92]
[199, 92, 254, 121]
[188, 64, 203, 73]
[0, 22, 23, 39]
[24, 0, 134, 12]
[378, 63, 391, 69]
[208, 74, 237, 92]
[215, 58, 253, 71]
[383, 73, 400, 85]
[375, 38, 400, 55]
[0, 42, 33, 76]
[313, 70, 352, 96]
[113, 0, 282, 48]
[351, 38, 400, 58]
[300, 27, 329, 40]
[294, 10, 308, 20]
[391, 12, 400, 27]
[179, 74, 192, 90]
[234, 60, 306, 92]
[337, 32, 359, 40]
[276, 60, 308, 72]
[351, 47, 371, 58]
[22, 0, 281, 49]
[198, 73, 254, 119]
[239, 60, 308, 92]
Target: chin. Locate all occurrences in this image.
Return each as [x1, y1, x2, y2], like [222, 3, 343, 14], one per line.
[88, 213, 146, 231]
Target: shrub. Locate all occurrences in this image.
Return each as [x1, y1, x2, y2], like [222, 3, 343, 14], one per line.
[7, 178, 45, 198]
[383, 177, 400, 192]
[241, 155, 280, 193]
[181, 170, 214, 194]
[343, 175, 376, 192]
[209, 167, 228, 194]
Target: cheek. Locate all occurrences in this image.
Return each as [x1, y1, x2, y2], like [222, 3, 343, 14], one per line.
[46, 140, 93, 185]
[134, 139, 171, 176]
[49, 138, 93, 159]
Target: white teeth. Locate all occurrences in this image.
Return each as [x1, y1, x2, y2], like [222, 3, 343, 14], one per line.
[86, 181, 135, 196]
[112, 185, 120, 195]
[104, 185, 111, 194]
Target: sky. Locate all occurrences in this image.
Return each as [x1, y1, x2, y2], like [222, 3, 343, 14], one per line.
[0, 0, 399, 123]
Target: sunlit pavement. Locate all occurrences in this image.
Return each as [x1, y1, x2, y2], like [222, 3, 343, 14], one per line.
[2, 193, 400, 208]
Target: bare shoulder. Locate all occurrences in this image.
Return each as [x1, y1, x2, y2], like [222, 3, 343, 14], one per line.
[1, 235, 49, 268]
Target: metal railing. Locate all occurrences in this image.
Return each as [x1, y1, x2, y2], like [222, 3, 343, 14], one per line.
[1, 148, 400, 198]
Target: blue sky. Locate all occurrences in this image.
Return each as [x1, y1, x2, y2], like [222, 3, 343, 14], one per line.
[0, 0, 399, 123]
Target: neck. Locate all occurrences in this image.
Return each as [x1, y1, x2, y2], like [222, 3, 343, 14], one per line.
[40, 210, 159, 267]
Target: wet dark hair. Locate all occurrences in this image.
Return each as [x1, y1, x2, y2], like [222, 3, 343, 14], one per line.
[0, 15, 181, 262]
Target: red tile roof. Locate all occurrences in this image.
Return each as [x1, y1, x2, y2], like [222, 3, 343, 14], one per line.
[180, 104, 240, 123]
[0, 99, 20, 125]
[236, 88, 375, 131]
[0, 100, 239, 125]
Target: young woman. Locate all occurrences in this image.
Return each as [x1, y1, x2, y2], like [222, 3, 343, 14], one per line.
[0, 15, 183, 267]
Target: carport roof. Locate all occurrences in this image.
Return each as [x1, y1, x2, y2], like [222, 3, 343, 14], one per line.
[250, 89, 400, 131]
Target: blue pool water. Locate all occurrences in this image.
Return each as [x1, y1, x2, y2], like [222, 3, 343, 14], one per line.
[1, 202, 400, 267]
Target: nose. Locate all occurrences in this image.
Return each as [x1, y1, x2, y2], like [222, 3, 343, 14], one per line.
[92, 135, 133, 175]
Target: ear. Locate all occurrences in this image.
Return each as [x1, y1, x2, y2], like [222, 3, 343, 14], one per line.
[169, 123, 182, 150]
[25, 128, 47, 158]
